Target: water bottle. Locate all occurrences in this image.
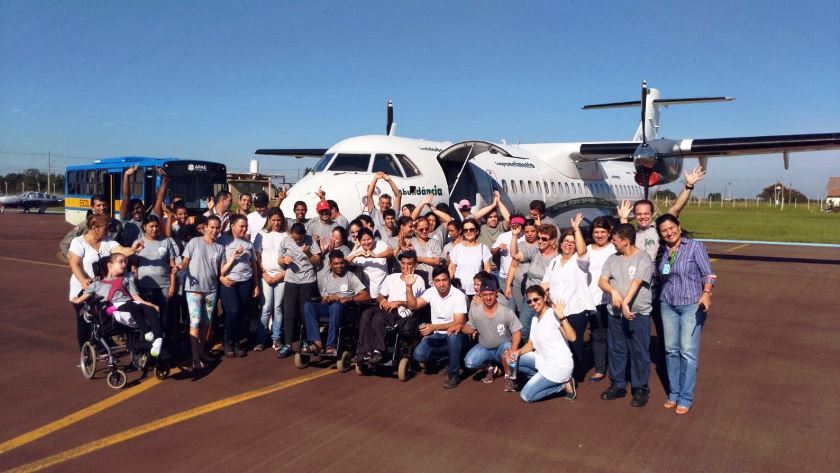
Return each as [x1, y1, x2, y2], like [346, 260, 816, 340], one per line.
[509, 352, 518, 380]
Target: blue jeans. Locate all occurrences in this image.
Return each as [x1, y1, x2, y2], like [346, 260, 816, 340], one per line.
[518, 351, 569, 402]
[607, 310, 651, 390]
[303, 301, 345, 348]
[218, 280, 252, 345]
[661, 301, 706, 408]
[258, 279, 285, 344]
[413, 332, 464, 376]
[464, 341, 511, 369]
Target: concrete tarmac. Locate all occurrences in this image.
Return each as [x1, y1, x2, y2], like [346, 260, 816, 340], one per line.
[1, 213, 838, 472]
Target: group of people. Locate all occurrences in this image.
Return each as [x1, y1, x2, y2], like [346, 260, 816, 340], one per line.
[64, 167, 716, 413]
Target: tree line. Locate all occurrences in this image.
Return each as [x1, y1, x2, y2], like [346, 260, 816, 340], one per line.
[1, 169, 65, 195]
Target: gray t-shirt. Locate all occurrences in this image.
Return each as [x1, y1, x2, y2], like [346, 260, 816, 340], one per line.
[601, 250, 654, 314]
[279, 235, 322, 284]
[467, 303, 523, 349]
[410, 237, 442, 283]
[133, 237, 177, 289]
[182, 237, 225, 293]
[334, 214, 350, 230]
[512, 240, 538, 283]
[317, 270, 367, 298]
[522, 246, 556, 288]
[306, 218, 341, 242]
[218, 235, 257, 282]
[317, 244, 351, 280]
[85, 275, 139, 305]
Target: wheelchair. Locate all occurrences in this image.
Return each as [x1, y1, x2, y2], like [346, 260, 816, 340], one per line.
[78, 296, 170, 389]
[355, 306, 427, 382]
[293, 301, 364, 372]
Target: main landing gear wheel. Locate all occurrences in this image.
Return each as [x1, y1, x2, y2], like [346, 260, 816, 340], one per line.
[336, 351, 352, 372]
[106, 369, 127, 389]
[397, 357, 411, 382]
[80, 342, 97, 379]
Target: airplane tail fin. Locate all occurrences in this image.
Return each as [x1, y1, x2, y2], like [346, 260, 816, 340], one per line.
[583, 88, 734, 141]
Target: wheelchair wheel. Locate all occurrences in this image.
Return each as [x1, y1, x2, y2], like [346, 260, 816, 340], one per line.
[336, 351, 352, 372]
[106, 369, 127, 389]
[397, 357, 411, 382]
[80, 342, 97, 379]
[154, 362, 170, 380]
[294, 352, 309, 369]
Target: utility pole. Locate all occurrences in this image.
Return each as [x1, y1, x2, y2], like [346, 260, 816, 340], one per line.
[47, 152, 51, 196]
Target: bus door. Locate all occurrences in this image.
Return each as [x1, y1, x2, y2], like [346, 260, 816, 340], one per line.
[103, 170, 120, 219]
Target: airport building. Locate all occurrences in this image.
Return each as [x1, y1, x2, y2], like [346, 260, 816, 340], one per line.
[827, 177, 840, 211]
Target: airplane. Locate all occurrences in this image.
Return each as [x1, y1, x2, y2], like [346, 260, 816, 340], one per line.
[0, 191, 64, 213]
[254, 82, 840, 224]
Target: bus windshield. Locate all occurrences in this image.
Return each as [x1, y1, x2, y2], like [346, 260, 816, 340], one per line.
[163, 161, 227, 212]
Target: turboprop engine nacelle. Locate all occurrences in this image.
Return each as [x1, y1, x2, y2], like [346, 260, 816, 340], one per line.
[632, 138, 684, 187]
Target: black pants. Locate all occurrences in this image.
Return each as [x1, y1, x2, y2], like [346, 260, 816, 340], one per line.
[588, 305, 610, 375]
[566, 311, 590, 382]
[282, 282, 316, 346]
[219, 280, 252, 345]
[73, 303, 91, 349]
[119, 301, 163, 339]
[358, 307, 399, 354]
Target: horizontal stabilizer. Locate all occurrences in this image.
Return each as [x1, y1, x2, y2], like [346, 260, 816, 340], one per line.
[583, 96, 733, 110]
[254, 149, 328, 158]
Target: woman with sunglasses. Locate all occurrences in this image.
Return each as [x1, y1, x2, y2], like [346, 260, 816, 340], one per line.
[447, 218, 492, 299]
[512, 285, 577, 402]
[409, 217, 442, 284]
[540, 212, 595, 383]
[509, 223, 558, 337]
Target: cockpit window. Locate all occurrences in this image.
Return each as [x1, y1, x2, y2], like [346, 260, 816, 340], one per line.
[313, 153, 334, 172]
[372, 154, 403, 176]
[395, 154, 421, 177]
[329, 153, 371, 172]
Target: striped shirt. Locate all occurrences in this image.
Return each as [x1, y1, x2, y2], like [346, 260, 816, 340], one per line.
[657, 237, 716, 306]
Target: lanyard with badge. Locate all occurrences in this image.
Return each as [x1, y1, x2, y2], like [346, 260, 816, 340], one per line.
[662, 249, 678, 275]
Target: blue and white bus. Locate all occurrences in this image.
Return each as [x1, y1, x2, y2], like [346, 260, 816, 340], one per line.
[64, 157, 227, 225]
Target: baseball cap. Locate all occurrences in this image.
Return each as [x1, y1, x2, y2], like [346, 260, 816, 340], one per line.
[253, 192, 269, 207]
[316, 200, 330, 212]
[479, 279, 498, 293]
[457, 199, 471, 210]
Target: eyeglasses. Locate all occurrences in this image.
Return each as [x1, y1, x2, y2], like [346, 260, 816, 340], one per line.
[526, 297, 542, 304]
[463, 227, 477, 233]
[538, 236, 551, 242]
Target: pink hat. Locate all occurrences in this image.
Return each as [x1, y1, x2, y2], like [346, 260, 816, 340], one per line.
[457, 199, 471, 210]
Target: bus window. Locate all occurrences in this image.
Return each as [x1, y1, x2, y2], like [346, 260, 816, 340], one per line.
[395, 154, 421, 177]
[128, 168, 144, 198]
[329, 154, 371, 172]
[313, 154, 334, 172]
[372, 154, 403, 176]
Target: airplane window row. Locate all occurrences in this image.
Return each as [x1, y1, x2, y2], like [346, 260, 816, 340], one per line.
[499, 178, 638, 198]
[313, 153, 420, 178]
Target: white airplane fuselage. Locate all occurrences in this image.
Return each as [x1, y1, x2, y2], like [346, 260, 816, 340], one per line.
[281, 134, 644, 225]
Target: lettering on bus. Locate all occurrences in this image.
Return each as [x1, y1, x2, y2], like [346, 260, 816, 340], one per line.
[187, 164, 208, 172]
[78, 198, 90, 208]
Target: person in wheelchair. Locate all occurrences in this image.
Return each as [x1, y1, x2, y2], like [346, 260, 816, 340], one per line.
[302, 250, 370, 357]
[405, 265, 469, 389]
[357, 250, 426, 365]
[71, 253, 165, 357]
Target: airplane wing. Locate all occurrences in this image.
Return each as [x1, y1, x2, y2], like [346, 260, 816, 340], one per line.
[576, 132, 840, 160]
[254, 149, 328, 158]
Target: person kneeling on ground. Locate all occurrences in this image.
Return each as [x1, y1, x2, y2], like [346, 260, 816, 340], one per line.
[405, 266, 468, 389]
[72, 254, 165, 357]
[302, 250, 370, 356]
[461, 278, 522, 392]
[357, 251, 426, 365]
[510, 285, 577, 402]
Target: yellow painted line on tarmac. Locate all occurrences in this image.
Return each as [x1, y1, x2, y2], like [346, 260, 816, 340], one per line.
[6, 368, 337, 473]
[725, 243, 751, 252]
[0, 256, 67, 269]
[0, 373, 168, 456]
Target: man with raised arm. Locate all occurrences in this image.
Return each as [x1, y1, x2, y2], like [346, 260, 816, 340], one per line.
[617, 165, 706, 260]
[366, 171, 402, 237]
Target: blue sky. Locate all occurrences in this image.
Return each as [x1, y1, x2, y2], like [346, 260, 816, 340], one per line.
[1, 0, 838, 197]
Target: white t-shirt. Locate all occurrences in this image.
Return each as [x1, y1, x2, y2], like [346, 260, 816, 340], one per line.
[253, 230, 287, 276]
[379, 273, 426, 318]
[541, 253, 596, 315]
[448, 242, 491, 295]
[492, 231, 523, 281]
[419, 286, 468, 334]
[68, 237, 120, 301]
[529, 308, 574, 384]
[246, 211, 267, 241]
[587, 243, 616, 306]
[354, 240, 391, 298]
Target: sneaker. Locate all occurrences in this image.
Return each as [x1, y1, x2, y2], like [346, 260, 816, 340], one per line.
[564, 379, 577, 401]
[630, 388, 649, 408]
[144, 331, 155, 342]
[600, 384, 627, 400]
[503, 375, 516, 392]
[443, 374, 460, 389]
[150, 338, 163, 358]
[276, 344, 293, 359]
[368, 350, 382, 365]
[272, 340, 281, 351]
[253, 344, 265, 352]
[482, 365, 498, 384]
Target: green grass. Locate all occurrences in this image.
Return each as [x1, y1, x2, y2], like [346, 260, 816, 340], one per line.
[672, 202, 840, 244]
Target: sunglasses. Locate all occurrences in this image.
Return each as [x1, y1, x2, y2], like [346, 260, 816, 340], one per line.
[538, 236, 552, 242]
[463, 227, 477, 233]
[526, 297, 542, 304]
[416, 227, 429, 231]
